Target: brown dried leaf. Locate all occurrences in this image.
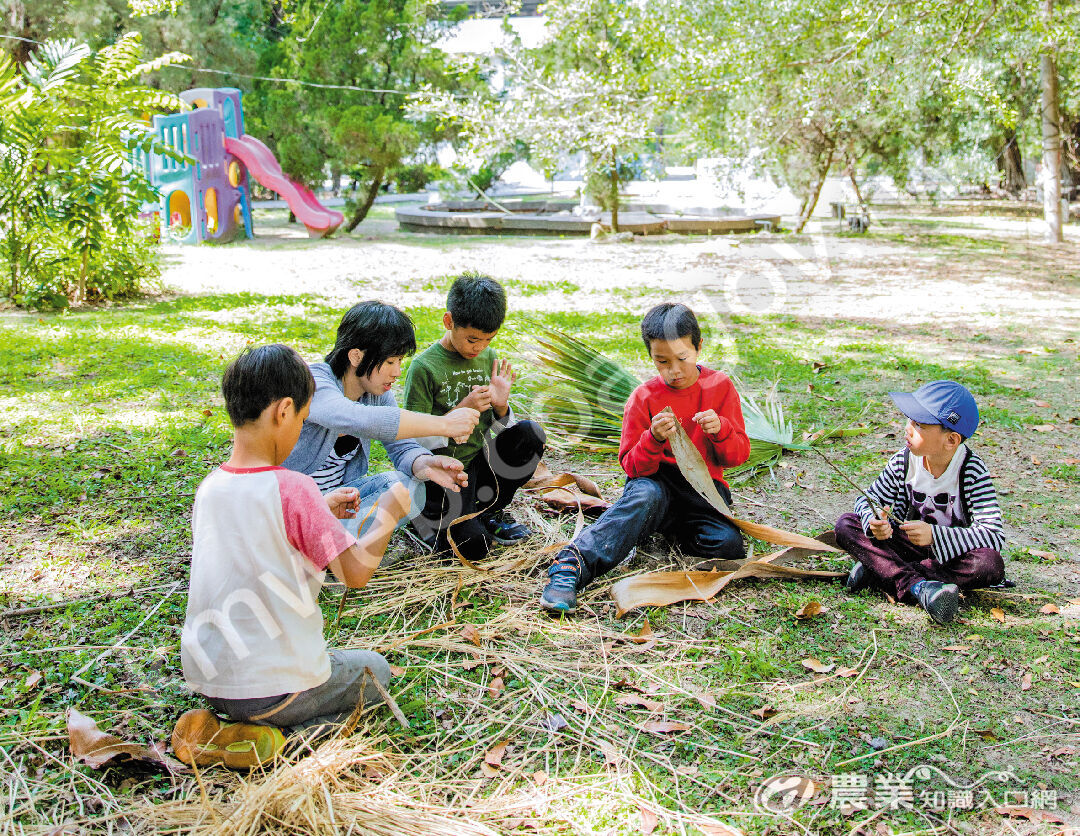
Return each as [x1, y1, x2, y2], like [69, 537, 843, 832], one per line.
[24, 671, 42, 690]
[389, 665, 405, 677]
[836, 667, 859, 678]
[994, 806, 1065, 824]
[532, 770, 548, 786]
[1029, 549, 1057, 559]
[794, 600, 826, 620]
[614, 693, 664, 713]
[480, 762, 500, 778]
[599, 741, 621, 768]
[487, 676, 505, 699]
[639, 721, 691, 735]
[751, 705, 776, 720]
[461, 625, 482, 647]
[1031, 400, 1051, 408]
[1020, 672, 1033, 691]
[67, 709, 185, 772]
[801, 658, 835, 674]
[1032, 424, 1056, 432]
[1039, 603, 1060, 615]
[638, 805, 658, 835]
[990, 607, 1006, 623]
[462, 659, 484, 671]
[571, 699, 590, 714]
[690, 690, 717, 710]
[484, 740, 508, 769]
[942, 645, 971, 653]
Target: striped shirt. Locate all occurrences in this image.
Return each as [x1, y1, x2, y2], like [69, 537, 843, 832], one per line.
[854, 446, 1004, 564]
[310, 437, 360, 492]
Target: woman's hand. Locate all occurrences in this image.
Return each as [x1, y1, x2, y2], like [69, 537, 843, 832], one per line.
[325, 486, 360, 519]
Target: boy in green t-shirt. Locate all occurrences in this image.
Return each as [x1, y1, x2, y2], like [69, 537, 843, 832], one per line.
[403, 272, 546, 561]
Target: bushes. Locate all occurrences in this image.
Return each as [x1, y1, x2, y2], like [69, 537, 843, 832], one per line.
[0, 36, 186, 309]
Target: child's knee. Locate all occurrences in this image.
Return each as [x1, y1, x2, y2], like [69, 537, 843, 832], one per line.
[834, 513, 864, 546]
[689, 524, 742, 558]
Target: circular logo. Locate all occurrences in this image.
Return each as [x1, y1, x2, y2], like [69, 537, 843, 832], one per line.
[753, 774, 817, 814]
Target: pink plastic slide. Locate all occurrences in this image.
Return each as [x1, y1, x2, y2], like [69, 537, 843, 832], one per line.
[224, 135, 344, 238]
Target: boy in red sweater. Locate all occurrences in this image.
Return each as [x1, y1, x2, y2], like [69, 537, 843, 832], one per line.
[540, 303, 750, 614]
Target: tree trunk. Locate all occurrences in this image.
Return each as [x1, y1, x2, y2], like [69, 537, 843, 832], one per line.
[795, 143, 835, 233]
[1041, 0, 1063, 242]
[288, 210, 296, 224]
[345, 167, 384, 232]
[847, 158, 864, 208]
[609, 147, 620, 233]
[8, 204, 18, 300]
[77, 245, 89, 305]
[1001, 136, 1026, 196]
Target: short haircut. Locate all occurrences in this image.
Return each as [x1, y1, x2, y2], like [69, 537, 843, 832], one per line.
[447, 272, 507, 333]
[222, 344, 314, 427]
[641, 303, 701, 351]
[324, 301, 417, 379]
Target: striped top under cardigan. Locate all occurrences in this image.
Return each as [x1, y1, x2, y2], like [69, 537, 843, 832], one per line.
[854, 446, 1005, 564]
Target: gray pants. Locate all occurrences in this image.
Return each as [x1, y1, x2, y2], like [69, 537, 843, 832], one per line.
[205, 649, 390, 735]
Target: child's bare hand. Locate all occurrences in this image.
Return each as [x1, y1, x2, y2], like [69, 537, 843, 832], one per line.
[443, 407, 480, 444]
[692, 409, 723, 435]
[651, 411, 679, 443]
[413, 455, 468, 492]
[868, 506, 892, 540]
[326, 486, 360, 520]
[489, 358, 514, 410]
[458, 385, 492, 413]
[900, 519, 933, 546]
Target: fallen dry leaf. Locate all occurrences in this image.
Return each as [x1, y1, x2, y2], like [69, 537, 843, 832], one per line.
[1029, 549, 1057, 559]
[480, 762, 499, 778]
[615, 693, 664, 712]
[461, 625, 482, 647]
[533, 770, 548, 786]
[484, 740, 508, 769]
[690, 690, 717, 710]
[942, 645, 971, 653]
[389, 665, 405, 677]
[994, 806, 1065, 824]
[462, 659, 484, 671]
[1020, 672, 1033, 691]
[571, 699, 590, 714]
[990, 607, 1006, 624]
[487, 677, 505, 699]
[599, 741, 621, 768]
[638, 805, 658, 835]
[794, 600, 827, 620]
[1031, 424, 1056, 432]
[1032, 400, 1052, 408]
[24, 671, 43, 690]
[639, 721, 691, 735]
[836, 667, 859, 678]
[67, 709, 185, 772]
[1039, 603, 1060, 615]
[801, 658, 835, 674]
[751, 705, 776, 720]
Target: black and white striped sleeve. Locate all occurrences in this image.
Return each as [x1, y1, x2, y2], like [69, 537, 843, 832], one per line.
[854, 450, 906, 533]
[931, 454, 1005, 563]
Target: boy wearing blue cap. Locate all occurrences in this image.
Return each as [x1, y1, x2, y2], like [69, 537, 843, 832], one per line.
[834, 380, 1005, 625]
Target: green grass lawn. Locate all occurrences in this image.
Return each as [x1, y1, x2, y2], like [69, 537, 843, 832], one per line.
[0, 218, 1078, 834]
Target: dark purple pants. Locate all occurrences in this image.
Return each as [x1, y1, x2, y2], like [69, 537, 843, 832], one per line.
[834, 513, 1004, 601]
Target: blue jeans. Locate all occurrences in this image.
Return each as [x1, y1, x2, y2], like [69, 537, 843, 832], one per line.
[340, 471, 425, 539]
[571, 465, 743, 587]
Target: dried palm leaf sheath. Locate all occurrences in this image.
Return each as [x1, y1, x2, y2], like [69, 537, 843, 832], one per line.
[659, 407, 839, 552]
[611, 564, 845, 617]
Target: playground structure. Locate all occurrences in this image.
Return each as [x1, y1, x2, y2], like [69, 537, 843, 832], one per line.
[138, 88, 343, 243]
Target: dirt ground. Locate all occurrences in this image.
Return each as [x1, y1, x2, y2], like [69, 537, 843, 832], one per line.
[160, 211, 1080, 339]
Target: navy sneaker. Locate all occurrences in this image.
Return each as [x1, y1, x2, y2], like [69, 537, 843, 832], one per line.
[845, 561, 871, 594]
[540, 550, 582, 615]
[915, 580, 960, 625]
[482, 511, 532, 546]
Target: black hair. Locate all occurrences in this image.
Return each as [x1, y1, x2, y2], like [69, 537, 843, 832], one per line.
[324, 301, 417, 379]
[446, 272, 507, 333]
[640, 303, 702, 351]
[222, 344, 315, 427]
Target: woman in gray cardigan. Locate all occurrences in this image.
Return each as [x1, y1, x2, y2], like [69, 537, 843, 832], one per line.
[283, 301, 479, 539]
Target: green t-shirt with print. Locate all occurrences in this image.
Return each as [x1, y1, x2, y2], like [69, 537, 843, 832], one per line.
[402, 342, 498, 468]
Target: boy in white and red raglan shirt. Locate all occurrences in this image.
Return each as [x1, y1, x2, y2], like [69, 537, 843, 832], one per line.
[540, 303, 750, 614]
[172, 344, 413, 769]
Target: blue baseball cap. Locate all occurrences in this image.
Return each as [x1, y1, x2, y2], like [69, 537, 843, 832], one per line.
[889, 380, 979, 438]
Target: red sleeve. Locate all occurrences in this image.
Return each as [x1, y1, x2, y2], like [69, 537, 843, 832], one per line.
[703, 375, 751, 468]
[274, 470, 357, 570]
[619, 385, 666, 478]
